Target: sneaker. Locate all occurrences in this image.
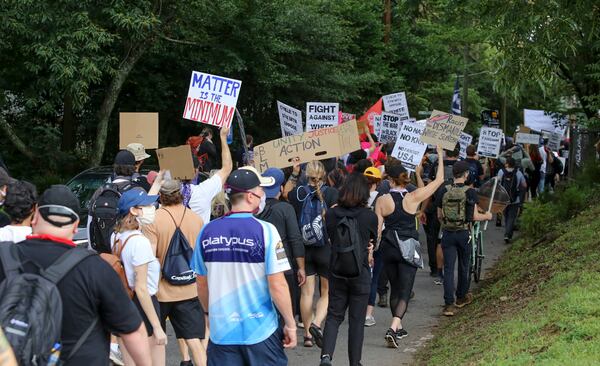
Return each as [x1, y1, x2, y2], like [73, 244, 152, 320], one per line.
[109, 346, 124, 366]
[180, 362, 193, 366]
[455, 293, 473, 308]
[385, 328, 399, 348]
[309, 323, 324, 349]
[364, 315, 376, 327]
[434, 276, 443, 286]
[395, 328, 408, 340]
[377, 294, 388, 307]
[319, 355, 333, 366]
[297, 321, 304, 329]
[442, 304, 457, 316]
[504, 237, 511, 244]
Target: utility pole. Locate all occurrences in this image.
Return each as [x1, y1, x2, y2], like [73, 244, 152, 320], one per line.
[384, 0, 392, 44]
[462, 45, 469, 117]
[501, 95, 507, 133]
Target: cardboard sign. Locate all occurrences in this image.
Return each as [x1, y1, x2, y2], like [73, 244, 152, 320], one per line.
[524, 109, 567, 135]
[183, 71, 242, 128]
[156, 145, 195, 180]
[119, 113, 159, 149]
[544, 130, 562, 151]
[477, 127, 503, 158]
[253, 120, 360, 172]
[458, 132, 473, 159]
[306, 102, 339, 131]
[391, 121, 427, 172]
[379, 112, 402, 144]
[516, 133, 540, 145]
[420, 110, 468, 150]
[277, 101, 303, 137]
[382, 92, 410, 119]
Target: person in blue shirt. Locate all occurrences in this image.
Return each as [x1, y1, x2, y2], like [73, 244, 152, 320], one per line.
[191, 167, 297, 366]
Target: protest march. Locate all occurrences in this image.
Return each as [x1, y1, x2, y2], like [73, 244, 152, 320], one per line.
[1, 2, 599, 366]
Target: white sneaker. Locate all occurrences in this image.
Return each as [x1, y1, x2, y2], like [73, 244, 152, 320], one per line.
[109, 346, 124, 366]
[364, 315, 376, 327]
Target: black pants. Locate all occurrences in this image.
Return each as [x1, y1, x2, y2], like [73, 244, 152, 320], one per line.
[441, 230, 471, 305]
[321, 270, 370, 366]
[377, 266, 389, 296]
[284, 270, 301, 318]
[380, 242, 417, 319]
[503, 204, 520, 240]
[424, 211, 441, 272]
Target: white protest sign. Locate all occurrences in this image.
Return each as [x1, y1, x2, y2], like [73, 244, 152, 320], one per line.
[277, 101, 303, 137]
[382, 92, 410, 119]
[373, 115, 382, 140]
[548, 132, 561, 151]
[306, 102, 339, 131]
[340, 112, 356, 123]
[477, 127, 503, 158]
[391, 121, 427, 172]
[379, 112, 403, 144]
[516, 133, 540, 145]
[183, 71, 242, 128]
[524, 109, 567, 135]
[420, 110, 468, 150]
[458, 132, 473, 159]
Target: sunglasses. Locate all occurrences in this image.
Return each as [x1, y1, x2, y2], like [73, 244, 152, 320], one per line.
[38, 204, 79, 227]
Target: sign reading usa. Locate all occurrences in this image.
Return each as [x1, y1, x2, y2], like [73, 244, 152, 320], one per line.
[183, 71, 242, 129]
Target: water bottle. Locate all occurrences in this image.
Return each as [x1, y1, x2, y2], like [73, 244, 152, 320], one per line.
[47, 343, 61, 366]
[227, 123, 234, 145]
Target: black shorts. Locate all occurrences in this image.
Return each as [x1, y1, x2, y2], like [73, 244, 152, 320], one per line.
[304, 245, 330, 278]
[132, 294, 160, 337]
[160, 298, 206, 340]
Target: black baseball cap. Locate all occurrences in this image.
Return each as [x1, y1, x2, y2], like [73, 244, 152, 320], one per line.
[0, 168, 15, 186]
[452, 160, 470, 176]
[114, 150, 136, 165]
[38, 185, 80, 227]
[225, 167, 275, 194]
[386, 164, 407, 178]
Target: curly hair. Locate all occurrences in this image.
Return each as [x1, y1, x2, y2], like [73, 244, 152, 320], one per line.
[4, 180, 37, 224]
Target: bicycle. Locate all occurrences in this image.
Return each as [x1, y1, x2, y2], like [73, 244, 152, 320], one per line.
[469, 221, 484, 283]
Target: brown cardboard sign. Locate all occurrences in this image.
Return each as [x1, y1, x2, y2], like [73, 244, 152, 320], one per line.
[119, 112, 159, 149]
[253, 119, 361, 173]
[420, 110, 468, 150]
[156, 145, 195, 180]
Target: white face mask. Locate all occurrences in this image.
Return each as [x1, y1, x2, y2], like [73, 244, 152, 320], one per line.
[257, 193, 267, 214]
[505, 168, 514, 172]
[136, 205, 156, 226]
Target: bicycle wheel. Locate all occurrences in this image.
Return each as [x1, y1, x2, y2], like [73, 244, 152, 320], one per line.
[473, 231, 484, 282]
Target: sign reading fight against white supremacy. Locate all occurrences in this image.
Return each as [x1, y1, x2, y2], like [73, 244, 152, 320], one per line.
[183, 71, 242, 129]
[253, 120, 360, 173]
[382, 92, 410, 119]
[516, 133, 540, 145]
[306, 102, 339, 131]
[458, 132, 473, 159]
[420, 110, 468, 150]
[477, 127, 503, 158]
[391, 121, 427, 172]
[277, 101, 303, 137]
[379, 112, 402, 143]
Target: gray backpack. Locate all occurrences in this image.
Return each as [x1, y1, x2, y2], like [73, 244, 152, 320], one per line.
[0, 245, 96, 365]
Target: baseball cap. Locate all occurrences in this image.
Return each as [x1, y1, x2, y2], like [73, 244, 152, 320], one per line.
[126, 143, 151, 161]
[118, 188, 159, 216]
[262, 168, 285, 198]
[363, 167, 382, 180]
[225, 167, 275, 194]
[0, 168, 15, 186]
[386, 164, 407, 178]
[452, 160, 470, 176]
[114, 150, 136, 166]
[38, 185, 80, 227]
[160, 179, 181, 194]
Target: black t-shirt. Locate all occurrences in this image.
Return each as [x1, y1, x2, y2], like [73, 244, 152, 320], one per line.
[465, 158, 484, 187]
[325, 206, 378, 269]
[0, 239, 142, 365]
[433, 183, 480, 223]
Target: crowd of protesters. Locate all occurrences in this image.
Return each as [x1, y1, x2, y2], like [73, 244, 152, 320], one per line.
[0, 123, 569, 366]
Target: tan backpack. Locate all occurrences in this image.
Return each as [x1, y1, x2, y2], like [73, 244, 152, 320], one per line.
[99, 234, 141, 299]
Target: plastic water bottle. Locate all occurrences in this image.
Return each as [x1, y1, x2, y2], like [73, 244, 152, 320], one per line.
[227, 125, 234, 145]
[47, 343, 61, 366]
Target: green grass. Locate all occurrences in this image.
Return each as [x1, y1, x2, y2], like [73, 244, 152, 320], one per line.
[416, 191, 600, 366]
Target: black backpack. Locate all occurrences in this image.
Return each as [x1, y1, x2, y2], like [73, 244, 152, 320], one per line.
[330, 215, 363, 279]
[161, 208, 195, 286]
[89, 180, 133, 254]
[0, 245, 97, 365]
[552, 156, 564, 175]
[501, 169, 519, 203]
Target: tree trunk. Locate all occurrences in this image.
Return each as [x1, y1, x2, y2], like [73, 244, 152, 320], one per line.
[90, 43, 148, 167]
[383, 0, 392, 44]
[0, 114, 35, 161]
[61, 92, 76, 151]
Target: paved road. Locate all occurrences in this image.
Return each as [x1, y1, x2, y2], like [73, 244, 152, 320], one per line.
[165, 222, 508, 366]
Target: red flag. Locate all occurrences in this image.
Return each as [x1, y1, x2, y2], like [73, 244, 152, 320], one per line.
[358, 98, 382, 137]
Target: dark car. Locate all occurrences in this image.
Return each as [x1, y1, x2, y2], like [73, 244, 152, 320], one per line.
[66, 166, 156, 245]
